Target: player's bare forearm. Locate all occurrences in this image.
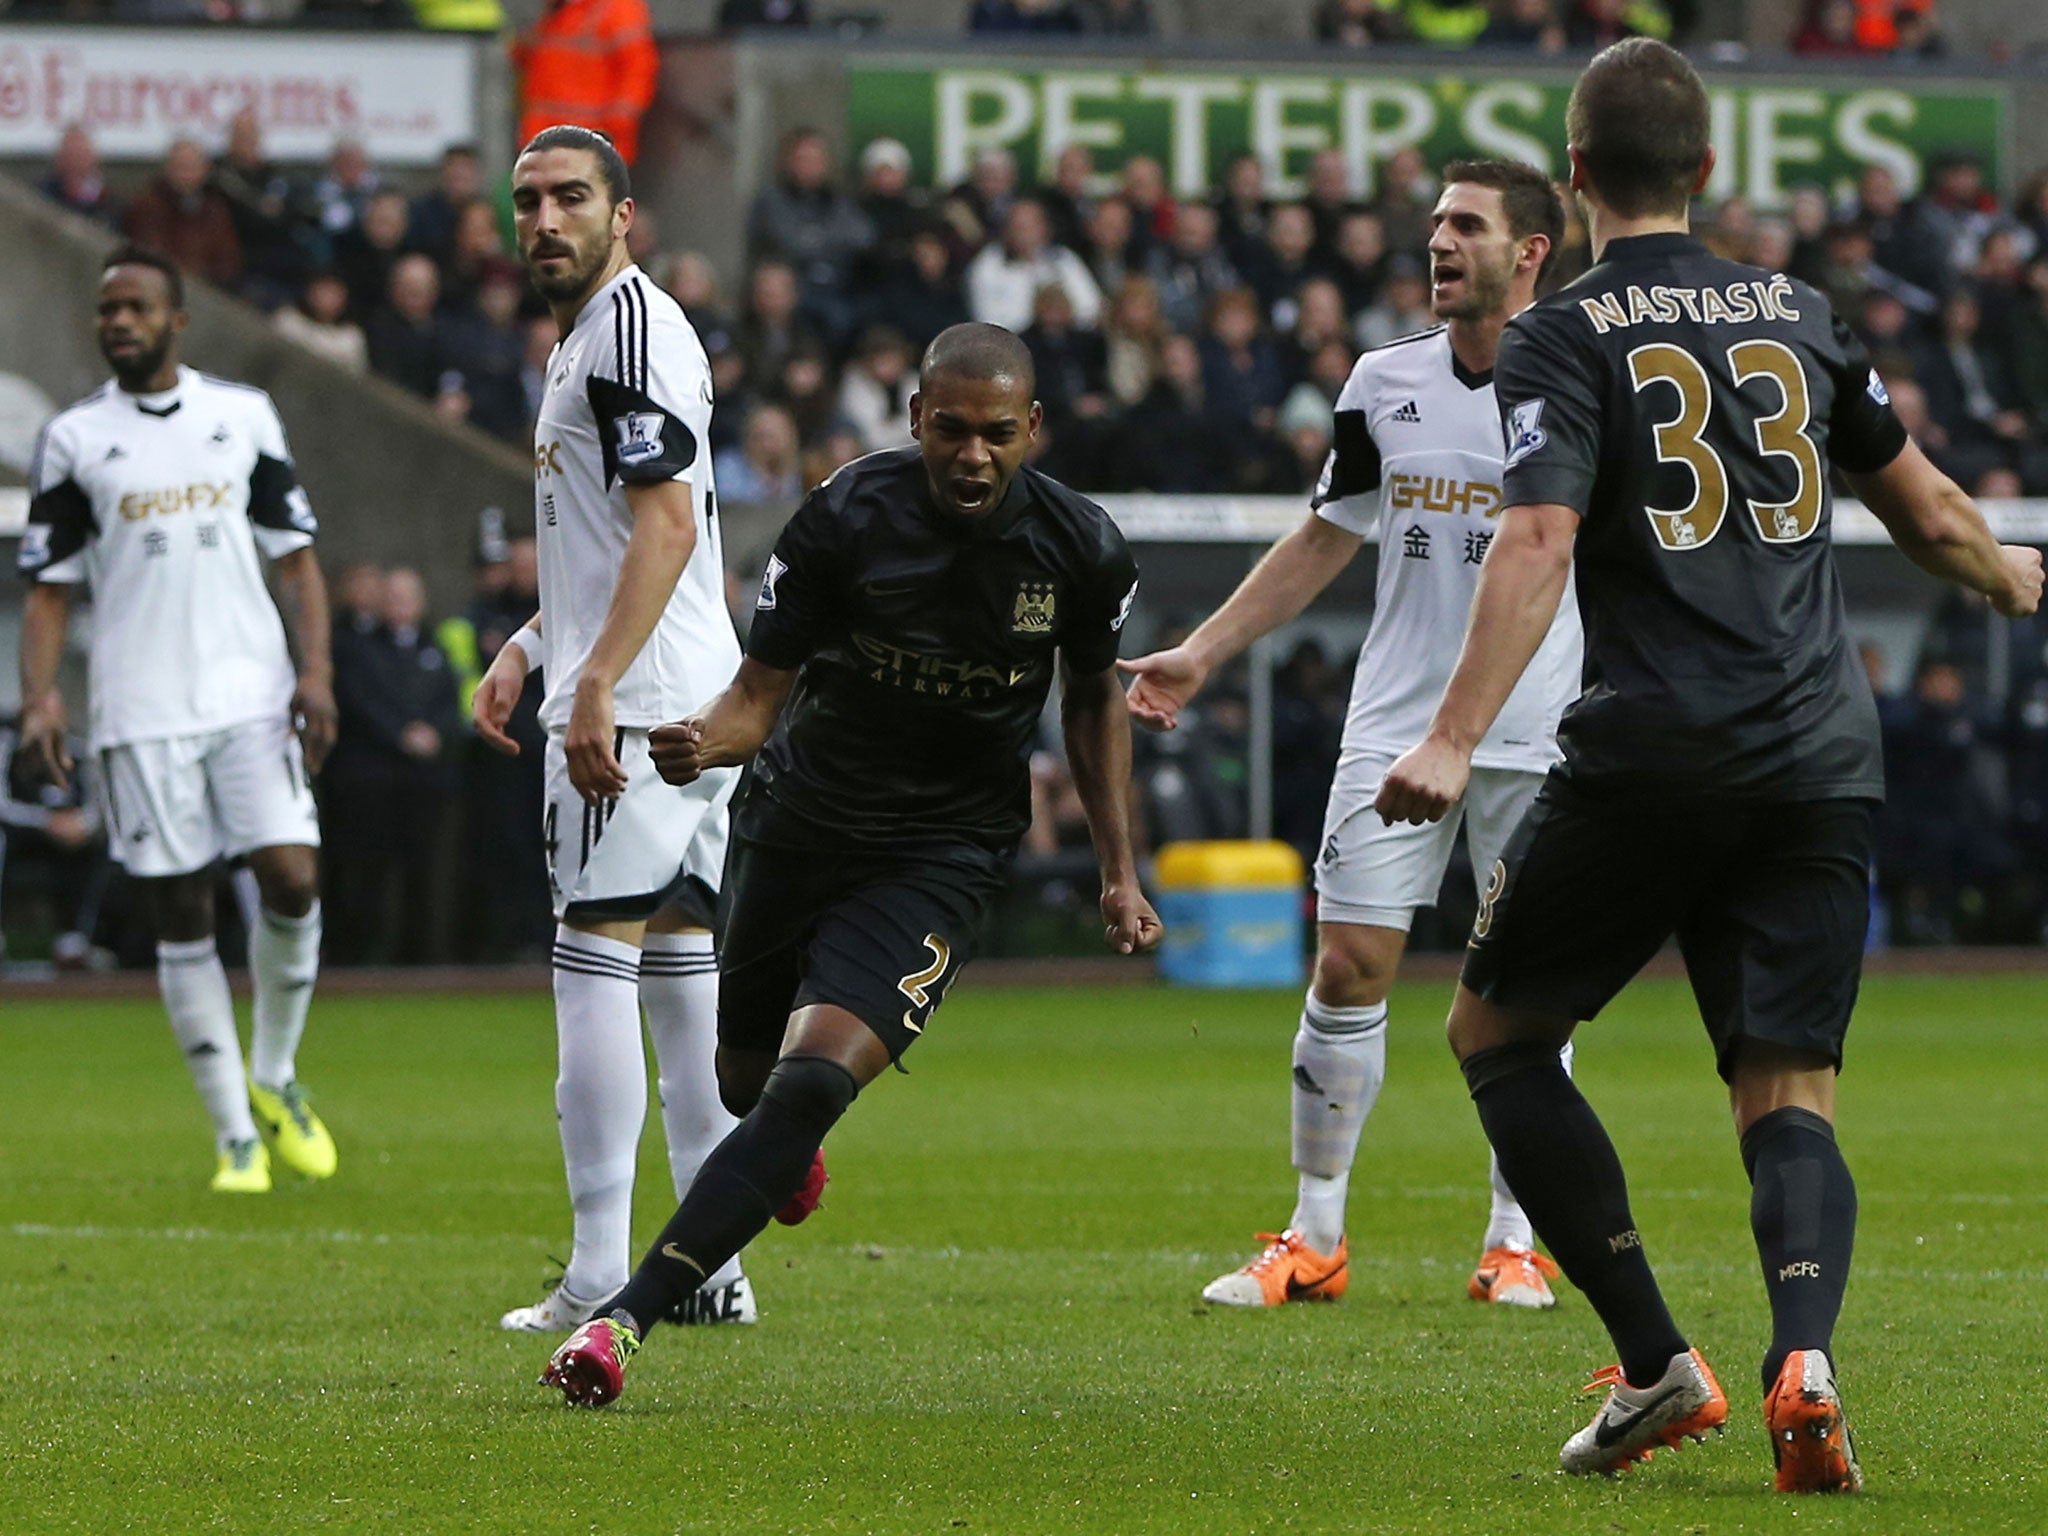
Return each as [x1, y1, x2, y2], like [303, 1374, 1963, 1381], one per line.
[582, 479, 698, 693]
[1851, 441, 2044, 616]
[694, 658, 797, 768]
[19, 583, 74, 785]
[273, 547, 333, 684]
[1425, 502, 1577, 755]
[1187, 516, 1361, 674]
[1060, 661, 1142, 890]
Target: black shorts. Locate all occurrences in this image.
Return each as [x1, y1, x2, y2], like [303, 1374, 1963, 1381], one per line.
[1461, 775, 1876, 1081]
[717, 832, 1012, 1062]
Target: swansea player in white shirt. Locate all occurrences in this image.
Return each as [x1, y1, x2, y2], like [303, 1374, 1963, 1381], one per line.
[1122, 161, 1582, 1309]
[17, 247, 337, 1194]
[473, 126, 758, 1332]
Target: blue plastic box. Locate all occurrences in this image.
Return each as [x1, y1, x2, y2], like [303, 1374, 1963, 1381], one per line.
[1153, 841, 1305, 988]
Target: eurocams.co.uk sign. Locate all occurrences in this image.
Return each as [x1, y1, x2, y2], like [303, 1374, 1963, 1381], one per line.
[847, 64, 2006, 209]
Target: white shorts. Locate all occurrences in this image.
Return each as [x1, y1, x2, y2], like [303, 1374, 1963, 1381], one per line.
[543, 728, 737, 923]
[100, 716, 321, 879]
[1313, 753, 1549, 931]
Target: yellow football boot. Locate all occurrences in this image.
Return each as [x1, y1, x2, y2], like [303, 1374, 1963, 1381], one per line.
[248, 1079, 338, 1180]
[211, 1137, 272, 1194]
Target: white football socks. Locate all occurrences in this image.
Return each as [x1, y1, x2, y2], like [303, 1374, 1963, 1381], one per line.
[248, 900, 321, 1090]
[157, 938, 258, 1149]
[1289, 993, 1389, 1256]
[1481, 1039, 1576, 1253]
[641, 930, 743, 1289]
[552, 926, 648, 1302]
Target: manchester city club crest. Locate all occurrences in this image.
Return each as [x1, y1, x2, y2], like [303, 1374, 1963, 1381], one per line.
[1012, 581, 1056, 635]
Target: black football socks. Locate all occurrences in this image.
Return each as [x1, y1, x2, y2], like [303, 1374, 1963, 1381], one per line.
[1463, 1042, 1689, 1388]
[607, 1054, 858, 1336]
[1742, 1105, 1857, 1392]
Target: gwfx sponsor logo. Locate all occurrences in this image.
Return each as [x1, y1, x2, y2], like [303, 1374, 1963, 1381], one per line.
[1384, 473, 1502, 519]
[534, 441, 563, 478]
[118, 483, 232, 521]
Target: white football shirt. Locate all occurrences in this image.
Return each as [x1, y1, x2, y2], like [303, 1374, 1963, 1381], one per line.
[1313, 325, 1582, 773]
[532, 264, 740, 734]
[20, 366, 316, 750]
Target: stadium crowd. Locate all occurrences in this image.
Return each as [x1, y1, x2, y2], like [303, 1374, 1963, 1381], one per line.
[12, 23, 2048, 964]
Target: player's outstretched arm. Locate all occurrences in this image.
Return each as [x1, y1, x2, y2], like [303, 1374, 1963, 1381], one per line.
[1060, 658, 1163, 955]
[569, 479, 700, 803]
[17, 582, 75, 789]
[1850, 439, 2043, 617]
[1118, 515, 1362, 732]
[474, 614, 541, 756]
[1376, 501, 1578, 827]
[273, 547, 338, 774]
[649, 657, 797, 786]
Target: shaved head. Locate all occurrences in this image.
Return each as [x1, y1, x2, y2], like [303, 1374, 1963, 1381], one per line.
[920, 322, 1035, 399]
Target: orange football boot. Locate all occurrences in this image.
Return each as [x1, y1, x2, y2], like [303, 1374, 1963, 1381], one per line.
[1201, 1230, 1349, 1307]
[1468, 1245, 1562, 1308]
[1766, 1350, 1863, 1493]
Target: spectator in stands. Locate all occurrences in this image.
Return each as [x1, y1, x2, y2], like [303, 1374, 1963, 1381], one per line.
[715, 402, 804, 505]
[966, 198, 1103, 332]
[1791, 0, 1872, 54]
[1277, 382, 1336, 495]
[942, 147, 1019, 254]
[439, 198, 516, 318]
[1198, 287, 1286, 440]
[968, 0, 1084, 33]
[368, 254, 452, 400]
[1969, 224, 2027, 332]
[1372, 144, 1436, 257]
[1126, 334, 1233, 492]
[1703, 193, 1759, 263]
[766, 340, 840, 445]
[749, 127, 876, 344]
[1751, 217, 1795, 277]
[2016, 170, 2048, 262]
[1317, 0, 1405, 45]
[1270, 638, 1344, 865]
[1908, 284, 2031, 488]
[1080, 0, 1153, 30]
[1102, 274, 1168, 409]
[1326, 208, 1388, 317]
[408, 145, 486, 265]
[1385, 0, 1492, 45]
[211, 110, 306, 308]
[1897, 151, 1997, 294]
[274, 270, 369, 374]
[1212, 153, 1270, 266]
[324, 568, 461, 966]
[735, 258, 823, 394]
[444, 268, 532, 443]
[855, 137, 930, 284]
[513, 0, 659, 162]
[0, 713, 110, 972]
[860, 226, 970, 352]
[836, 325, 917, 453]
[1564, 0, 1672, 48]
[1080, 195, 1140, 299]
[447, 536, 550, 962]
[124, 139, 241, 291]
[1892, 0, 1945, 57]
[1354, 253, 1432, 350]
[41, 124, 113, 226]
[335, 189, 416, 322]
[311, 139, 381, 244]
[1278, 276, 1353, 388]
[718, 0, 810, 26]
[1120, 154, 1174, 254]
[521, 313, 560, 426]
[1242, 202, 1326, 331]
[1480, 0, 1566, 49]
[1023, 281, 1111, 481]
[1147, 200, 1242, 335]
[1304, 148, 1360, 261]
[2011, 259, 2048, 446]
[1857, 289, 1920, 379]
[1040, 144, 1098, 255]
[1882, 375, 1964, 481]
[660, 251, 735, 357]
[1877, 658, 2006, 944]
[801, 426, 866, 493]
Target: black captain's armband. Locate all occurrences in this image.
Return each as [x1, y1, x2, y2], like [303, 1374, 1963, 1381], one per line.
[589, 375, 698, 488]
[18, 478, 94, 578]
[1311, 408, 1382, 509]
[249, 453, 317, 536]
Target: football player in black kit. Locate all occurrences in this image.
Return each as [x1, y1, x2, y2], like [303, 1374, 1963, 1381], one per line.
[1376, 40, 2042, 1491]
[541, 322, 1162, 1406]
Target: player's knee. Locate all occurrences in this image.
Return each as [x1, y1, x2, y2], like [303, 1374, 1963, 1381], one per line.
[259, 865, 320, 919]
[757, 1053, 859, 1136]
[149, 876, 215, 943]
[715, 1045, 777, 1118]
[1311, 941, 1392, 1010]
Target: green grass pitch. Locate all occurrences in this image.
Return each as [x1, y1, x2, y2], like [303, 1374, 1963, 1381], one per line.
[3, 972, 2044, 1533]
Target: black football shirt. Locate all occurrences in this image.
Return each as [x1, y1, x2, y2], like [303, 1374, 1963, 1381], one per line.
[742, 447, 1140, 849]
[1496, 232, 1908, 800]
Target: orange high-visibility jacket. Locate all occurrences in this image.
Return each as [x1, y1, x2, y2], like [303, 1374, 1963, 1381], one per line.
[513, 0, 660, 164]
